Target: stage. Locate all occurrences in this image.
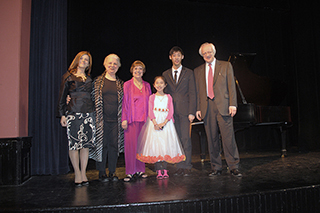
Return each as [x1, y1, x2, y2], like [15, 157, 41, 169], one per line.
[1, 150, 320, 212]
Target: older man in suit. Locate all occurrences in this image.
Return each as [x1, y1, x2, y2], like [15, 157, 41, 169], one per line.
[194, 42, 242, 177]
[163, 46, 196, 176]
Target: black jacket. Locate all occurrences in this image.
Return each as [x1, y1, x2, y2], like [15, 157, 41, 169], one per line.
[57, 71, 94, 117]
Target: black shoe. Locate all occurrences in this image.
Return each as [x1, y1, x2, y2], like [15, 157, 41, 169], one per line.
[230, 169, 242, 177]
[75, 182, 83, 187]
[81, 181, 89, 186]
[109, 173, 118, 182]
[183, 169, 192, 177]
[99, 175, 109, 182]
[174, 168, 184, 176]
[209, 170, 222, 176]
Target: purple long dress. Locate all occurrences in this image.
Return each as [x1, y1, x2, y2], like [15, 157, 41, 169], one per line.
[122, 78, 151, 175]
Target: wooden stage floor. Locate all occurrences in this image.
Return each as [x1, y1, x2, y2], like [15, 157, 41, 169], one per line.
[1, 150, 320, 212]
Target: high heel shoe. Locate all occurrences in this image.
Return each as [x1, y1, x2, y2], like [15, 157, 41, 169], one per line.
[74, 182, 82, 187]
[81, 181, 89, 186]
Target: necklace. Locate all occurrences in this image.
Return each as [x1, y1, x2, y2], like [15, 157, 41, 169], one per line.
[156, 95, 165, 102]
[74, 74, 87, 82]
[134, 79, 143, 93]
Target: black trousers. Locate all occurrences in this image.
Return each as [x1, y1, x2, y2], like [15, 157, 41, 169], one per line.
[174, 113, 192, 169]
[96, 121, 118, 175]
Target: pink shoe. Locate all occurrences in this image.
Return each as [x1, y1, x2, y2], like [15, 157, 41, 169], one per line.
[163, 169, 169, 178]
[156, 170, 163, 179]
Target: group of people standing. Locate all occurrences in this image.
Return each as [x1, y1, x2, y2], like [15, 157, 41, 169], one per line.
[57, 42, 242, 187]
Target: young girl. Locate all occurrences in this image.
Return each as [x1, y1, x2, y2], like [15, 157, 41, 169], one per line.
[136, 76, 185, 179]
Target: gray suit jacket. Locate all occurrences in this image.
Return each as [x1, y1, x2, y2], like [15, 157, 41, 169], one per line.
[163, 66, 196, 117]
[194, 60, 237, 118]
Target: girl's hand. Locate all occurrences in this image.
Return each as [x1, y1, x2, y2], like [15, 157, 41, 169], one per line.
[154, 124, 160, 130]
[158, 123, 165, 130]
[158, 119, 168, 130]
[152, 119, 158, 130]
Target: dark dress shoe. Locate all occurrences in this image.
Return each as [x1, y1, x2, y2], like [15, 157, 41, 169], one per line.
[82, 181, 89, 186]
[174, 168, 184, 176]
[209, 170, 222, 176]
[230, 169, 242, 177]
[75, 182, 82, 187]
[183, 169, 192, 177]
[99, 175, 109, 182]
[109, 173, 118, 182]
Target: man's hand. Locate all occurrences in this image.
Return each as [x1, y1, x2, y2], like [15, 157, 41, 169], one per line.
[188, 114, 195, 123]
[229, 106, 237, 117]
[196, 111, 202, 121]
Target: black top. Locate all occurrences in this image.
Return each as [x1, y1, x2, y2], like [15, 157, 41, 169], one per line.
[57, 71, 94, 117]
[102, 78, 118, 122]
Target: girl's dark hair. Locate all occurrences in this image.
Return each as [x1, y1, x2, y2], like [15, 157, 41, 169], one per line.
[154, 76, 167, 84]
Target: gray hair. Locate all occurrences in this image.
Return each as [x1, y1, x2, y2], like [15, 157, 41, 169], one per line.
[199, 42, 216, 56]
[103, 53, 121, 68]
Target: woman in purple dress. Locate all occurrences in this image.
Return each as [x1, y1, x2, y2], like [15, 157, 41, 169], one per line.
[121, 60, 151, 182]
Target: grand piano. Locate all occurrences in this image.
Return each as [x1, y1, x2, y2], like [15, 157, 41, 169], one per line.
[192, 53, 292, 158]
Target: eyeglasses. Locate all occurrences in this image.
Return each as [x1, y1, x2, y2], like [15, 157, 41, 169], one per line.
[202, 51, 213, 56]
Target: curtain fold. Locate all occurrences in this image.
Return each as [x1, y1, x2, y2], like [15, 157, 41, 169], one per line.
[29, 0, 69, 175]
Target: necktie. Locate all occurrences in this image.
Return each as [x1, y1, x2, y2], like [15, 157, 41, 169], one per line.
[208, 64, 214, 99]
[174, 70, 178, 84]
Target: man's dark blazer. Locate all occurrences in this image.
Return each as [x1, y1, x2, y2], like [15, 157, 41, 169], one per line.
[163, 66, 196, 117]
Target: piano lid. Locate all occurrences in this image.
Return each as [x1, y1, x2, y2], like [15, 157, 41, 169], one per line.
[229, 53, 287, 106]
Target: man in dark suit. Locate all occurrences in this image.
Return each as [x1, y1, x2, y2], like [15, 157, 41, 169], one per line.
[194, 42, 242, 177]
[163, 46, 196, 176]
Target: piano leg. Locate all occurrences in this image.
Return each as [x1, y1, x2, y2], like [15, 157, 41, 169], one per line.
[191, 124, 207, 162]
[199, 131, 207, 162]
[280, 125, 287, 158]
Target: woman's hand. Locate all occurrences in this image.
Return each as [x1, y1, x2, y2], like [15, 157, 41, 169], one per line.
[60, 116, 67, 127]
[66, 95, 71, 105]
[122, 120, 128, 130]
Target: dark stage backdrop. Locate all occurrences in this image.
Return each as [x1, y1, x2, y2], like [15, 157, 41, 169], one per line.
[67, 0, 290, 86]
